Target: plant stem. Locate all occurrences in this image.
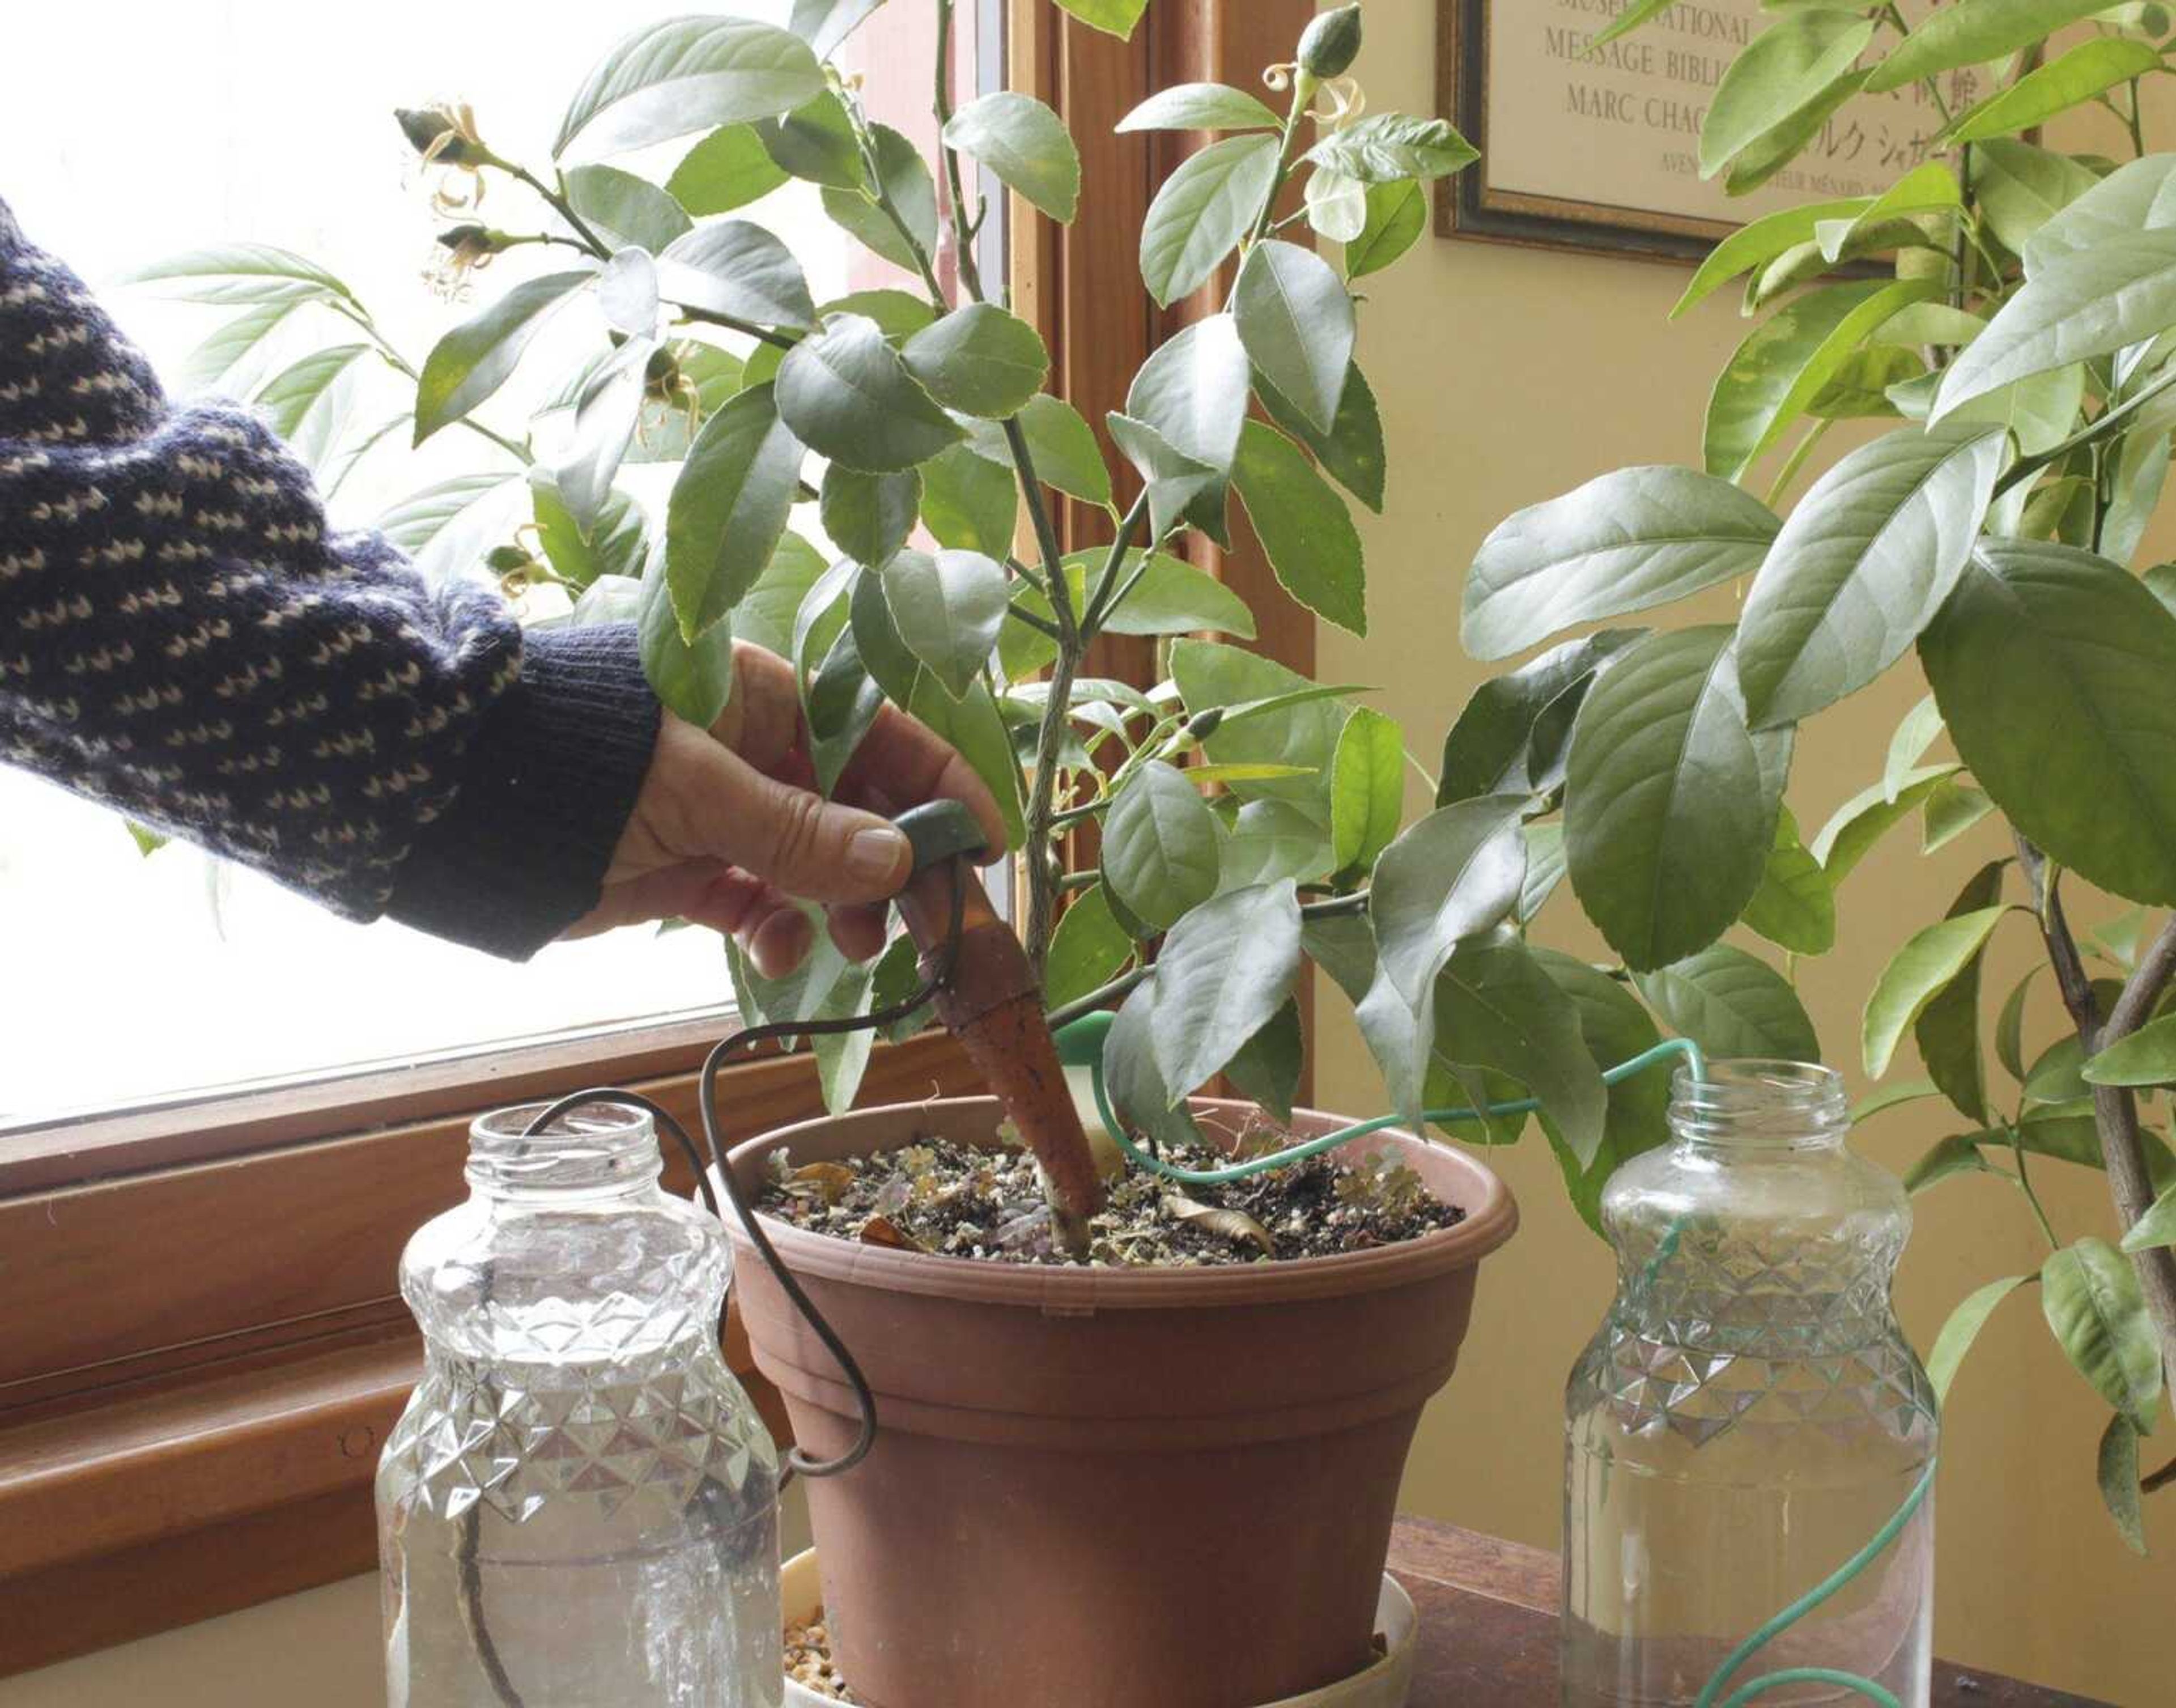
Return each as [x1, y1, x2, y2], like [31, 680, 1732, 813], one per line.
[337, 304, 531, 464]
[2007, 1125, 2062, 1250]
[1995, 368, 2176, 497]
[1764, 419, 1831, 507]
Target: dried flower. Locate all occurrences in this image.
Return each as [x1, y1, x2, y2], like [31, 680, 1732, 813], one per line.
[396, 104, 494, 215]
[423, 223, 508, 299]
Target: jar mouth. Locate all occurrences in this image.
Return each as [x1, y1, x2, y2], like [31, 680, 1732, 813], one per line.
[1669, 1058, 1847, 1148]
[468, 1101, 660, 1194]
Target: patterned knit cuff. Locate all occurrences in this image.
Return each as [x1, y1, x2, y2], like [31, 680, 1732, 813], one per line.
[385, 622, 661, 960]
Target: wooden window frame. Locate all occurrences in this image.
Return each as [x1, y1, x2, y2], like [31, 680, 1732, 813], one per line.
[0, 0, 1313, 1675]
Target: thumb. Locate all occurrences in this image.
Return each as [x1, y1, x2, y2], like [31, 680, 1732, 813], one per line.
[682, 738, 913, 903]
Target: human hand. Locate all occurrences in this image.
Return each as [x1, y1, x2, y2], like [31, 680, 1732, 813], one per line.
[560, 641, 1006, 973]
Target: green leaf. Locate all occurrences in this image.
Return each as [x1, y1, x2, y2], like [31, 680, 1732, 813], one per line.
[1174, 639, 1350, 815]
[1104, 981, 1204, 1150]
[1884, 695, 1944, 803]
[1926, 1273, 2033, 1404]
[638, 560, 736, 726]
[1587, 0, 1678, 52]
[1944, 37, 2162, 145]
[1331, 707, 1405, 877]
[2098, 1413, 2149, 1555]
[556, 16, 823, 156]
[2085, 1013, 2176, 1087]
[1462, 467, 1779, 662]
[907, 673, 1024, 848]
[1045, 886, 1133, 1012]
[1520, 822, 1569, 924]
[2102, 429, 2170, 568]
[413, 270, 592, 445]
[1303, 113, 1478, 184]
[1974, 138, 2102, 257]
[1915, 861, 2006, 1124]
[787, 0, 883, 57]
[656, 220, 816, 329]
[2043, 1237, 2164, 1433]
[1867, 0, 2115, 94]
[120, 243, 354, 307]
[253, 343, 368, 465]
[2123, 1181, 2176, 1254]
[2026, 151, 2176, 275]
[776, 313, 962, 473]
[562, 163, 694, 251]
[1010, 393, 1111, 505]
[1906, 1131, 2005, 1193]
[1139, 134, 1280, 308]
[1103, 760, 1222, 929]
[1721, 69, 1869, 197]
[2024, 1035, 2089, 1107]
[1346, 181, 1427, 281]
[1255, 363, 1387, 514]
[1862, 905, 2008, 1078]
[819, 465, 919, 571]
[1055, 0, 1149, 38]
[1107, 414, 1221, 542]
[378, 473, 524, 575]
[1565, 628, 1790, 972]
[1935, 232, 2176, 422]
[1737, 423, 2007, 728]
[1438, 630, 1641, 805]
[1531, 948, 1674, 1233]
[1855, 1078, 1942, 1125]
[1232, 420, 1367, 636]
[733, 532, 829, 658]
[665, 382, 805, 638]
[1433, 935, 1608, 1166]
[1151, 881, 1304, 1097]
[881, 547, 1006, 700]
[1117, 82, 1281, 133]
[1814, 162, 1962, 264]
[919, 443, 1018, 556]
[667, 125, 790, 215]
[1673, 197, 1877, 318]
[532, 472, 647, 590]
[902, 304, 1049, 419]
[1125, 314, 1251, 523]
[1234, 240, 1354, 434]
[176, 299, 299, 395]
[943, 91, 1081, 223]
[755, 91, 866, 189]
[1222, 800, 1335, 890]
[1227, 1000, 1303, 1125]
[1922, 542, 2176, 907]
[1087, 549, 1256, 638]
[1922, 776, 1995, 854]
[1707, 279, 1939, 480]
[1700, 12, 1877, 180]
[1996, 965, 2042, 1086]
[1303, 165, 1367, 246]
[821, 123, 937, 271]
[804, 620, 888, 792]
[1811, 763, 1961, 882]
[1635, 944, 1821, 1062]
[1742, 806, 1836, 957]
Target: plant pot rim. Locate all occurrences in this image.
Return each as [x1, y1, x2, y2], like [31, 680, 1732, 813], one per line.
[723, 1094, 1518, 1311]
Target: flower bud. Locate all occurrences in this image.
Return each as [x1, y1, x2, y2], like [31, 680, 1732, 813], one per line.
[486, 544, 534, 575]
[1298, 5, 1363, 79]
[397, 106, 484, 167]
[1185, 706, 1223, 741]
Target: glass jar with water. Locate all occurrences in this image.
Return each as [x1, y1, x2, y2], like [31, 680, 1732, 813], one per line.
[1562, 1060, 1937, 1708]
[377, 1101, 781, 1707]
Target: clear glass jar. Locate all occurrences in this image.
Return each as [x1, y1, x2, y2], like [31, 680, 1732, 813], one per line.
[1562, 1061, 1937, 1708]
[377, 1101, 782, 1707]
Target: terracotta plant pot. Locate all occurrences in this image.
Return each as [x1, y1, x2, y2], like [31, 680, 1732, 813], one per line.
[727, 1097, 1517, 1708]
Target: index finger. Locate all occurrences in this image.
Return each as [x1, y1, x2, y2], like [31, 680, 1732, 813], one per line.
[834, 698, 1008, 863]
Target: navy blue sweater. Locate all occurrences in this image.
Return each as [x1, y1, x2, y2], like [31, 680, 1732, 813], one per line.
[0, 197, 661, 958]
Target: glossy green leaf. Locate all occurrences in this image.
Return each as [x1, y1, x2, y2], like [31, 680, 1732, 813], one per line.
[1673, 197, 1874, 318]
[1814, 162, 1961, 263]
[1906, 1131, 2004, 1193]
[1936, 231, 2176, 422]
[2122, 1180, 2176, 1254]
[1087, 549, 1256, 638]
[1234, 239, 1354, 434]
[665, 382, 805, 638]
[1438, 630, 1640, 805]
[2024, 1035, 2089, 1107]
[561, 165, 692, 255]
[755, 91, 865, 189]
[1922, 542, 2176, 907]
[1974, 138, 2101, 257]
[1944, 37, 2161, 145]
[1255, 363, 1387, 514]
[902, 304, 1049, 419]
[1434, 936, 1609, 1166]
[1463, 468, 1778, 662]
[1531, 948, 1673, 1232]
[819, 465, 919, 571]
[1722, 69, 1870, 197]
[1926, 1272, 2033, 1404]
[556, 16, 823, 156]
[1126, 313, 1251, 516]
[1854, 1078, 1943, 1125]
[2043, 1237, 2164, 1433]
[733, 532, 829, 659]
[2084, 1013, 2176, 1087]
[2099, 1413, 2149, 1555]
[1055, 0, 1148, 37]
[1117, 82, 1280, 133]
[1701, 12, 1876, 180]
[787, 0, 883, 58]
[667, 125, 790, 214]
[776, 313, 962, 473]
[821, 123, 937, 271]
[1565, 628, 1790, 972]
[1009, 393, 1111, 505]
[1139, 134, 1280, 307]
[1923, 778, 1996, 856]
[1520, 822, 1569, 924]
[1867, 0, 2114, 94]
[1303, 113, 1477, 184]
[1303, 167, 1368, 244]
[176, 299, 299, 395]
[1227, 1000, 1303, 1125]
[1045, 886, 1132, 1012]
[2026, 152, 2176, 275]
[1103, 760, 1221, 929]
[1884, 695, 1944, 802]
[1742, 806, 1836, 957]
[1221, 800, 1334, 890]
[1996, 965, 2042, 1086]
[656, 220, 815, 329]
[413, 270, 592, 445]
[1635, 944, 1821, 1061]
[1915, 862, 2005, 1124]
[804, 619, 888, 793]
[120, 243, 354, 306]
[531, 473, 646, 590]
[1708, 279, 1939, 479]
[638, 561, 736, 726]
[1346, 181, 1427, 281]
[919, 443, 1017, 556]
[1738, 423, 2007, 727]
[1151, 881, 1303, 1097]
[881, 547, 1006, 700]
[1174, 639, 1349, 814]
[1330, 707, 1405, 877]
[1862, 904, 2007, 1077]
[253, 343, 367, 465]
[1104, 980, 1204, 1149]
[943, 91, 1081, 223]
[1232, 420, 1367, 636]
[1812, 763, 1961, 882]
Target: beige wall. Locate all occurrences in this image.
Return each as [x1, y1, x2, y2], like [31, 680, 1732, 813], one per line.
[1332, 5, 2173, 1704]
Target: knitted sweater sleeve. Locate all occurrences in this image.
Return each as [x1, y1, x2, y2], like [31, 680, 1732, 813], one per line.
[0, 197, 661, 959]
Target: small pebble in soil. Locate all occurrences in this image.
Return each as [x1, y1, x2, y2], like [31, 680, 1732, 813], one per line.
[758, 1113, 1465, 1267]
[784, 1615, 856, 1702]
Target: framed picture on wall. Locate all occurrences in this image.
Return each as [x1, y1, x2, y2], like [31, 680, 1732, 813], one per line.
[1436, 1, 1970, 263]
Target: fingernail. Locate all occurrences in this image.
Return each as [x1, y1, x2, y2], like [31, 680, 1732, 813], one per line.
[848, 826, 910, 883]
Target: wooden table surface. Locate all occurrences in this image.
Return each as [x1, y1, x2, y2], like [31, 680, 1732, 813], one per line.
[1384, 1518, 2111, 1707]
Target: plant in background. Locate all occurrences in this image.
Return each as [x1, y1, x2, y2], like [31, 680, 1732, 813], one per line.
[1450, 0, 2176, 1549]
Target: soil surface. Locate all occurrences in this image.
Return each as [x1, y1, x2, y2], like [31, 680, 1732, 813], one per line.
[757, 1118, 1465, 1267]
[784, 1613, 856, 1702]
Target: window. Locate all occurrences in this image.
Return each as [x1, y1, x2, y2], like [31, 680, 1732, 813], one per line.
[0, 0, 993, 1133]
